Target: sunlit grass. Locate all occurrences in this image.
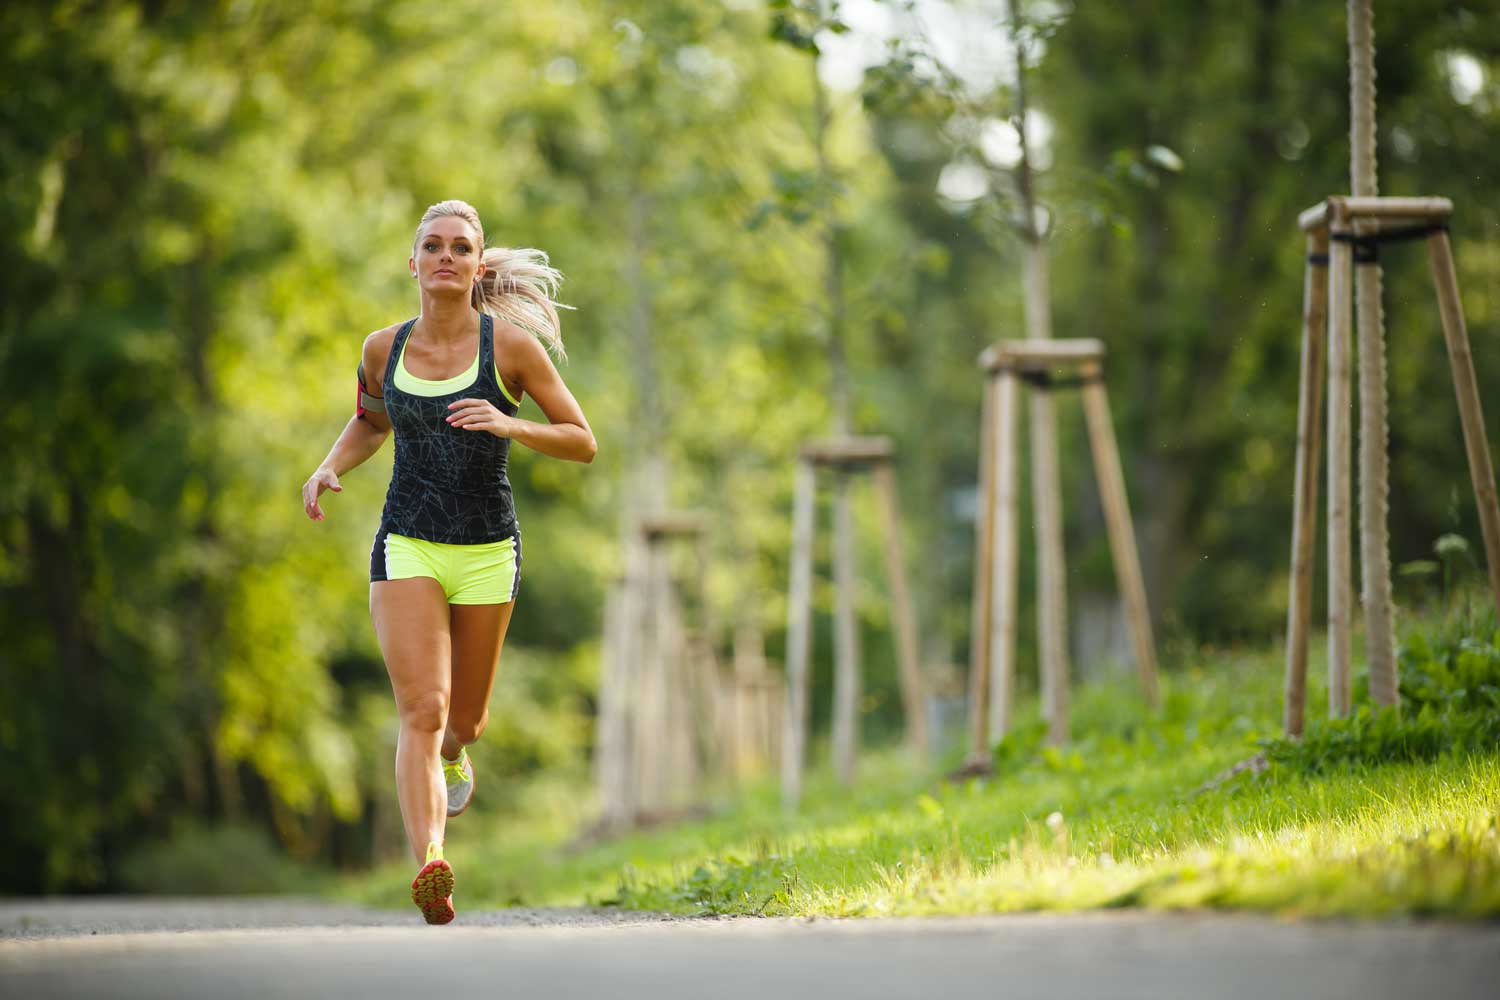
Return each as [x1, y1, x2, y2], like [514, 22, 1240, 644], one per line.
[340, 624, 1500, 920]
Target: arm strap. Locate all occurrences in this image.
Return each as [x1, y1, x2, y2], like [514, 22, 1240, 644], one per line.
[356, 362, 386, 417]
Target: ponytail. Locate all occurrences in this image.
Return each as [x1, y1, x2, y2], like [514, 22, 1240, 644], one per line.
[474, 247, 569, 360]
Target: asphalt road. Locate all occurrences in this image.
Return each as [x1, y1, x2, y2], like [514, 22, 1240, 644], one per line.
[2, 899, 1497, 999]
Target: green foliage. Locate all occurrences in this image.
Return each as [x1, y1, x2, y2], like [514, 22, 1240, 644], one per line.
[767, 0, 851, 57]
[1263, 609, 1500, 773]
[990, 718, 1047, 772]
[5, 0, 1500, 895]
[1398, 607, 1500, 715]
[116, 821, 331, 896]
[1030, 0, 1500, 640]
[651, 855, 797, 916]
[1263, 706, 1500, 774]
[0, 0, 857, 890]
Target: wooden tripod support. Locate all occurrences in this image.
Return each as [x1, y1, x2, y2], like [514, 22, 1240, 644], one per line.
[597, 511, 715, 830]
[781, 436, 926, 809]
[1284, 196, 1500, 736]
[966, 339, 1158, 757]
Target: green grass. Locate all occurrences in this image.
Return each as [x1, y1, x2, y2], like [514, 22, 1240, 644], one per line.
[339, 613, 1500, 920]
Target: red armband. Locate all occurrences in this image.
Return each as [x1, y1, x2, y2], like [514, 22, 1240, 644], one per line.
[356, 362, 385, 420]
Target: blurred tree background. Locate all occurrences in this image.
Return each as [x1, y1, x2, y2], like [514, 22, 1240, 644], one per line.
[2, 0, 1497, 891]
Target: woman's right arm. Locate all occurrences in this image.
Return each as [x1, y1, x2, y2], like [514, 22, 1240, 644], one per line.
[303, 331, 395, 522]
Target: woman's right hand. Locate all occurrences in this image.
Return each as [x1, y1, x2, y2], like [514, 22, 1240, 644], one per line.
[302, 467, 343, 521]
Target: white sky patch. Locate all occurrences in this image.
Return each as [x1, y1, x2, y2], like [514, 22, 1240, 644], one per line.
[817, 0, 1018, 98]
[818, 0, 1057, 180]
[979, 116, 1022, 166]
[937, 160, 990, 202]
[905, 0, 1017, 98]
[815, 0, 897, 93]
[1445, 51, 1486, 106]
[977, 111, 1054, 169]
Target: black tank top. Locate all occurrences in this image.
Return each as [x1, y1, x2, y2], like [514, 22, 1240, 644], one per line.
[378, 314, 519, 543]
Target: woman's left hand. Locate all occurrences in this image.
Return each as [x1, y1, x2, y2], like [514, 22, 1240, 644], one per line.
[446, 398, 519, 438]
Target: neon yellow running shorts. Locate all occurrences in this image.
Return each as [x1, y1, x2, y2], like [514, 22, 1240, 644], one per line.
[370, 528, 521, 605]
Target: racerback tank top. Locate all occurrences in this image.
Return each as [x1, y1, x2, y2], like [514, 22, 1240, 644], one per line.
[377, 313, 519, 544]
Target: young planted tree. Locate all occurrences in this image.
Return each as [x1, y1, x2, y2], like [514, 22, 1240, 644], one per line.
[769, 2, 933, 805]
[867, 0, 1077, 749]
[1348, 0, 1398, 712]
[770, 0, 867, 799]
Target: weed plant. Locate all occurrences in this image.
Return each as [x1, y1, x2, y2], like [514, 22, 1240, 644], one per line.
[1264, 606, 1500, 772]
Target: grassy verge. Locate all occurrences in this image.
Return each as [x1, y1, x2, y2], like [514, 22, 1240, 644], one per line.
[339, 612, 1500, 920]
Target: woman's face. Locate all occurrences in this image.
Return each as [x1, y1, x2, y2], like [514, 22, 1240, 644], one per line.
[409, 216, 486, 295]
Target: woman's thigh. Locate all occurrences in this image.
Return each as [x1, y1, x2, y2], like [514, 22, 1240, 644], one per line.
[370, 577, 453, 723]
[448, 599, 515, 728]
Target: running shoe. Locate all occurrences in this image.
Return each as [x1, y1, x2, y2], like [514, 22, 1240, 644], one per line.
[411, 841, 455, 925]
[443, 747, 475, 817]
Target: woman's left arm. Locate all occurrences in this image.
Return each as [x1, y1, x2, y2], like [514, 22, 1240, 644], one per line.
[446, 330, 597, 463]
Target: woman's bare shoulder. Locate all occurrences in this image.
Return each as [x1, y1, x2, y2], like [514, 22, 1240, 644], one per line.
[492, 318, 550, 362]
[364, 321, 406, 352]
[361, 321, 407, 376]
[490, 317, 531, 344]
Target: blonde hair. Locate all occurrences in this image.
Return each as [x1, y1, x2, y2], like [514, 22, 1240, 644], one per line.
[413, 199, 568, 359]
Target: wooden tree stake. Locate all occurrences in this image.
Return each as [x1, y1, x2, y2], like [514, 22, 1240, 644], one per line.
[966, 376, 997, 761]
[972, 341, 1155, 754]
[1428, 231, 1500, 608]
[781, 459, 817, 810]
[1326, 206, 1355, 720]
[831, 473, 860, 786]
[1283, 230, 1329, 738]
[781, 437, 926, 807]
[1030, 386, 1069, 745]
[1285, 194, 1500, 730]
[1080, 361, 1158, 705]
[987, 369, 1022, 745]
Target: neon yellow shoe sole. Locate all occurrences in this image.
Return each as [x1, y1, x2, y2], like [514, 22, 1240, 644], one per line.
[411, 858, 456, 925]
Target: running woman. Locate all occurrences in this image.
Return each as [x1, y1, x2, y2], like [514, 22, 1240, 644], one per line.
[301, 200, 596, 924]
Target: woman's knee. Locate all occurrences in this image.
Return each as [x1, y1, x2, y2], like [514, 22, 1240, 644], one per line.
[397, 688, 449, 734]
[447, 706, 489, 746]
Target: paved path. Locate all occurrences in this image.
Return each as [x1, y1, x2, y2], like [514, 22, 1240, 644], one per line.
[2, 899, 1497, 999]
